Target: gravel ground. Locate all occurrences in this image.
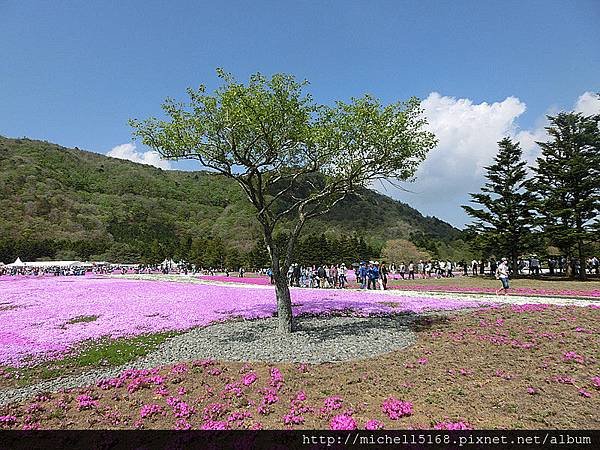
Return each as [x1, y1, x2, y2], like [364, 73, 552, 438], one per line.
[0, 314, 419, 406]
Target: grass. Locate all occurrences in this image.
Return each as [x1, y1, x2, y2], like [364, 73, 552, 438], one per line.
[65, 315, 99, 325]
[0, 331, 181, 389]
[1, 304, 598, 430]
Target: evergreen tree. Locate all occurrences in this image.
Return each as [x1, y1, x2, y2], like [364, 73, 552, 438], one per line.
[531, 112, 600, 279]
[462, 137, 536, 273]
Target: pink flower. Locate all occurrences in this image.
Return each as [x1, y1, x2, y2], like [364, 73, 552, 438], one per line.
[173, 401, 195, 418]
[76, 394, 98, 410]
[434, 421, 473, 430]
[563, 351, 585, 363]
[294, 391, 307, 402]
[140, 404, 163, 418]
[527, 387, 538, 395]
[270, 367, 284, 389]
[591, 376, 600, 389]
[364, 419, 384, 430]
[261, 388, 279, 405]
[417, 358, 429, 365]
[200, 420, 229, 430]
[283, 412, 305, 425]
[171, 363, 188, 374]
[323, 396, 344, 411]
[0, 415, 17, 426]
[242, 372, 258, 386]
[155, 386, 169, 396]
[330, 414, 357, 430]
[174, 418, 192, 430]
[382, 397, 413, 419]
[579, 389, 592, 398]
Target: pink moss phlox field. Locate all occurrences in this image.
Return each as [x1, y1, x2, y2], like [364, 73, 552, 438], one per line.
[199, 275, 272, 285]
[0, 276, 484, 366]
[387, 283, 600, 298]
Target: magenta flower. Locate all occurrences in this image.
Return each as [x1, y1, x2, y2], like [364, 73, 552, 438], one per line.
[330, 414, 357, 430]
[171, 363, 188, 374]
[591, 377, 600, 389]
[382, 397, 413, 419]
[579, 389, 592, 398]
[283, 412, 305, 425]
[563, 351, 585, 364]
[323, 396, 343, 411]
[200, 420, 229, 430]
[0, 415, 17, 426]
[434, 421, 473, 430]
[270, 367, 284, 389]
[364, 419, 384, 430]
[140, 404, 163, 418]
[242, 372, 258, 386]
[76, 395, 98, 410]
[174, 418, 192, 430]
[259, 387, 279, 407]
[294, 391, 307, 402]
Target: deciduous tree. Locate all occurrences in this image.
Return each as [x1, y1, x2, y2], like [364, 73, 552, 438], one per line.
[130, 69, 436, 332]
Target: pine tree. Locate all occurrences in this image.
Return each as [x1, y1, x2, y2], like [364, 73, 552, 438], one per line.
[531, 112, 600, 279]
[462, 137, 536, 274]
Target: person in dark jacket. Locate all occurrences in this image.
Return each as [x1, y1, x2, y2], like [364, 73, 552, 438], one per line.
[380, 262, 388, 290]
[358, 262, 367, 289]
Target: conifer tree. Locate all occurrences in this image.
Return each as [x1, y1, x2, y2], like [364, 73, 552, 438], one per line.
[531, 112, 600, 279]
[462, 137, 536, 273]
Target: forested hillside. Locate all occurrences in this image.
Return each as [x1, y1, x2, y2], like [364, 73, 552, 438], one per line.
[0, 136, 471, 265]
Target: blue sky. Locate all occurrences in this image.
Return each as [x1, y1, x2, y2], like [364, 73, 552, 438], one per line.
[1, 0, 599, 227]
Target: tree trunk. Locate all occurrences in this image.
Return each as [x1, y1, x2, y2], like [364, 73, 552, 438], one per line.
[273, 272, 294, 333]
[263, 231, 294, 334]
[578, 239, 587, 281]
[511, 254, 518, 279]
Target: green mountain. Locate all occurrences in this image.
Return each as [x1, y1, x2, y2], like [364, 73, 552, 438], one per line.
[0, 136, 469, 265]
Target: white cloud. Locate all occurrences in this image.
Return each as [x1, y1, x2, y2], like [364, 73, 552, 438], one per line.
[106, 143, 172, 170]
[574, 91, 600, 116]
[379, 91, 600, 228]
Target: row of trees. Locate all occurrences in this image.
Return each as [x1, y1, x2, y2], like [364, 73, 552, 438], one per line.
[463, 108, 600, 279]
[0, 233, 380, 270]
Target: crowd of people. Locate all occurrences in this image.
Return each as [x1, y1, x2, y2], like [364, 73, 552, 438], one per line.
[2, 254, 599, 285]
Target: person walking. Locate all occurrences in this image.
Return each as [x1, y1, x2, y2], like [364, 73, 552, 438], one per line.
[358, 262, 367, 289]
[495, 258, 510, 296]
[380, 262, 388, 290]
[339, 263, 347, 288]
[407, 261, 415, 280]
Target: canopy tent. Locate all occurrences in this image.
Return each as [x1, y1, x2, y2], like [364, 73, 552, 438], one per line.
[7, 257, 25, 267]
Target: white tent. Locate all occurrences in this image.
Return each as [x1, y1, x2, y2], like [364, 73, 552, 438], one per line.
[7, 257, 25, 267]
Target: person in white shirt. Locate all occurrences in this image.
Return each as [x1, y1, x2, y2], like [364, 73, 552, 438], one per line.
[495, 258, 510, 296]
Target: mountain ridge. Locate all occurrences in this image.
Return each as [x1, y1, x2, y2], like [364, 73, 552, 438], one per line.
[0, 135, 468, 264]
